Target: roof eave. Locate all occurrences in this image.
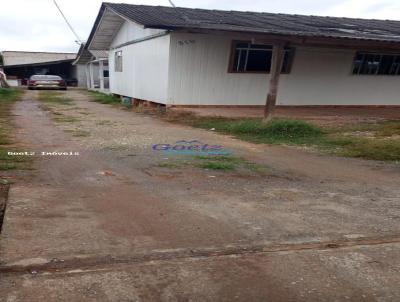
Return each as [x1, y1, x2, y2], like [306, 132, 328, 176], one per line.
[148, 25, 400, 49]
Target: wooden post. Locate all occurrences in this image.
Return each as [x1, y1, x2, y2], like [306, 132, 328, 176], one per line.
[99, 60, 105, 91]
[85, 64, 90, 88]
[89, 62, 95, 90]
[263, 43, 285, 122]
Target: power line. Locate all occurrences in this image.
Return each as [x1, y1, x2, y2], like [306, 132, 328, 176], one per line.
[168, 0, 176, 8]
[53, 0, 83, 45]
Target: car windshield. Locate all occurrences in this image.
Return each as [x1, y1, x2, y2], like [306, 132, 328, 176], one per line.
[30, 75, 62, 80]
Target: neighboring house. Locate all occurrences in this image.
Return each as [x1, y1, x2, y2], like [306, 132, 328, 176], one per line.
[0, 51, 87, 87]
[84, 3, 400, 107]
[73, 45, 110, 92]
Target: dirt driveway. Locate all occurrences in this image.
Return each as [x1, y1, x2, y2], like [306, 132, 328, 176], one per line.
[1, 89, 400, 301]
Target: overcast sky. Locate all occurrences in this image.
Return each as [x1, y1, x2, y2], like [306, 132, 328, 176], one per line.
[1, 0, 400, 53]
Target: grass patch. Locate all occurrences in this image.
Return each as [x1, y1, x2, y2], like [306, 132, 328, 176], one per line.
[197, 161, 235, 171]
[157, 155, 266, 173]
[72, 130, 90, 137]
[324, 136, 400, 161]
[89, 91, 120, 105]
[0, 89, 33, 172]
[160, 110, 400, 162]
[54, 116, 80, 123]
[37, 91, 73, 105]
[38, 91, 79, 125]
[222, 119, 323, 144]
[0, 88, 22, 102]
[96, 120, 114, 126]
[195, 155, 261, 171]
[157, 162, 183, 169]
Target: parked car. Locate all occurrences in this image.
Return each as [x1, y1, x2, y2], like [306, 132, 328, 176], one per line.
[27, 75, 67, 90]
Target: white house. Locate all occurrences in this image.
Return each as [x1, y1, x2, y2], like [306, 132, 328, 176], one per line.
[82, 3, 400, 107]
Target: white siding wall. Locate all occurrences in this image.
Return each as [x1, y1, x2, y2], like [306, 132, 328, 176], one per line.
[74, 64, 87, 87]
[168, 33, 400, 106]
[109, 21, 170, 103]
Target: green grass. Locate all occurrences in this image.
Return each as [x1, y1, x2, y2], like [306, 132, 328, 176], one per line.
[83, 90, 400, 162]
[72, 130, 90, 137]
[0, 89, 32, 171]
[37, 92, 81, 125]
[157, 155, 266, 172]
[0, 88, 22, 102]
[321, 135, 400, 161]
[96, 120, 114, 126]
[197, 161, 235, 171]
[161, 110, 400, 162]
[89, 91, 121, 105]
[37, 91, 73, 105]
[157, 162, 183, 169]
[53, 116, 80, 123]
[195, 155, 263, 171]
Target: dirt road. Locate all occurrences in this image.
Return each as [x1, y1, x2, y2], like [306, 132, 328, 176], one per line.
[1, 90, 400, 301]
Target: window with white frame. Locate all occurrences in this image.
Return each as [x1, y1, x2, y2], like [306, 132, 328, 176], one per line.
[229, 41, 294, 73]
[352, 52, 400, 75]
[114, 51, 123, 72]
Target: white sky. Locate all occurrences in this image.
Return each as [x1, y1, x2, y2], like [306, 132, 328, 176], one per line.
[0, 0, 399, 53]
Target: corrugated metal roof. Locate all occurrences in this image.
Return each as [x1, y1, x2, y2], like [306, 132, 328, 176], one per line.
[1, 51, 76, 67]
[102, 3, 400, 43]
[73, 44, 109, 64]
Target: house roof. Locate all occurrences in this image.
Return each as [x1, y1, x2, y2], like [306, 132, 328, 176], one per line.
[102, 3, 400, 43]
[73, 44, 109, 65]
[1, 51, 76, 67]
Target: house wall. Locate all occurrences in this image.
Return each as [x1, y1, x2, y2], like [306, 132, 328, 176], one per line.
[168, 32, 400, 106]
[108, 21, 170, 103]
[74, 64, 87, 87]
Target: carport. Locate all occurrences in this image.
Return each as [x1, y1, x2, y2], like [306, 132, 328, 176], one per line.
[3, 59, 76, 86]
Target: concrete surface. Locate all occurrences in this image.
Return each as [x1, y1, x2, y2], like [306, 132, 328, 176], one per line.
[0, 90, 400, 301]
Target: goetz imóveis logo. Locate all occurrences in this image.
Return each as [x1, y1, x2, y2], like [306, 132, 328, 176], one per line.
[152, 140, 231, 155]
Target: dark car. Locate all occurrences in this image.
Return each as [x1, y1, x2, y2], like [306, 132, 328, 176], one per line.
[28, 75, 67, 90]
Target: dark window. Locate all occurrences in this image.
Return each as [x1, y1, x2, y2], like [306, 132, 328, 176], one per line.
[353, 52, 400, 75]
[230, 41, 294, 73]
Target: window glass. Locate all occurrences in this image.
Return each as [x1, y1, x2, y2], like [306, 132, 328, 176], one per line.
[230, 41, 293, 73]
[353, 52, 400, 75]
[115, 51, 123, 72]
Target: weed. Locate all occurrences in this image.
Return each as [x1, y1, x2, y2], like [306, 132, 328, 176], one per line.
[54, 116, 79, 123]
[72, 130, 90, 137]
[89, 91, 120, 105]
[0, 89, 32, 172]
[197, 161, 236, 170]
[38, 91, 73, 105]
[161, 110, 400, 162]
[195, 155, 265, 172]
[157, 162, 182, 169]
[96, 120, 113, 126]
[0, 88, 22, 102]
[0, 162, 17, 171]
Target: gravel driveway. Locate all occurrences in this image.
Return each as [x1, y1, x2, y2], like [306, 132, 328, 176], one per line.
[1, 89, 400, 302]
